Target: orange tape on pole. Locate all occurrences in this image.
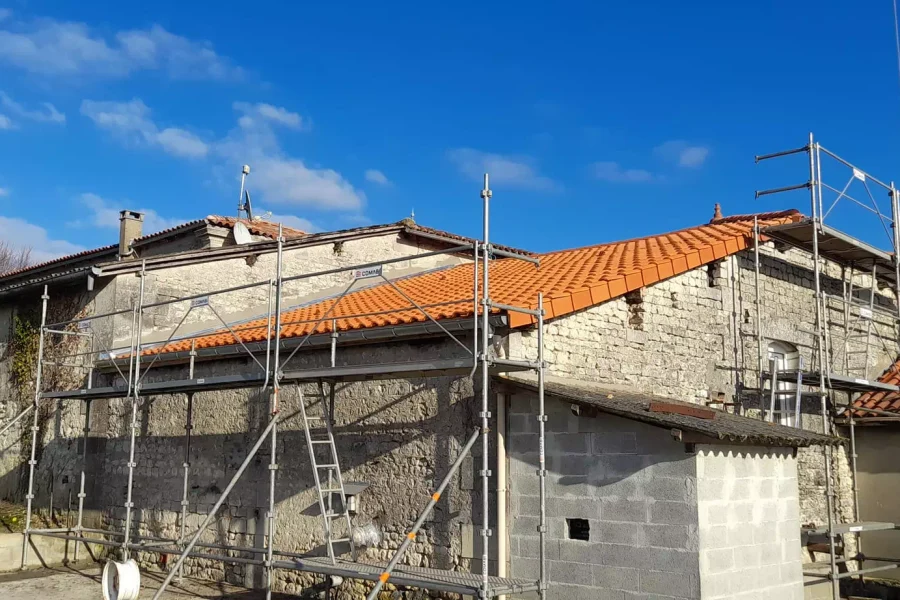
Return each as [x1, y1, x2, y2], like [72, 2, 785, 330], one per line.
[432, 492, 440, 502]
[379, 572, 390, 584]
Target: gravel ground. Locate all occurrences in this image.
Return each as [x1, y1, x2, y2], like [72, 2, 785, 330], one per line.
[0, 565, 276, 599]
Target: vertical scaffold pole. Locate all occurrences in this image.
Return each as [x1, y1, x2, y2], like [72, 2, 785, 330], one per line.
[176, 340, 196, 582]
[480, 173, 492, 600]
[73, 397, 91, 563]
[809, 135, 838, 600]
[74, 330, 95, 563]
[892, 184, 900, 351]
[754, 217, 766, 419]
[537, 293, 547, 600]
[123, 262, 146, 559]
[266, 224, 284, 600]
[21, 285, 49, 569]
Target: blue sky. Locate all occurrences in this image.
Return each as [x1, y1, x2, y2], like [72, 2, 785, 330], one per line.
[3, 1, 900, 262]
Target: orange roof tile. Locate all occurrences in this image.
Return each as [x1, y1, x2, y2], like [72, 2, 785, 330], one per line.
[849, 361, 900, 418]
[205, 216, 307, 240]
[145, 209, 802, 356]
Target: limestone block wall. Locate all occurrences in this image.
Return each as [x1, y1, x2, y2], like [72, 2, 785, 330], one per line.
[92, 338, 488, 592]
[696, 446, 803, 600]
[508, 390, 701, 600]
[135, 232, 470, 345]
[509, 244, 898, 547]
[0, 281, 110, 506]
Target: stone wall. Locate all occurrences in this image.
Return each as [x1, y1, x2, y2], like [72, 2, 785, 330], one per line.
[92, 338, 487, 593]
[507, 389, 700, 600]
[509, 243, 900, 543]
[134, 233, 469, 346]
[696, 445, 803, 600]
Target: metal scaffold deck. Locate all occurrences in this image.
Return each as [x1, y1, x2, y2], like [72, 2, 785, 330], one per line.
[10, 174, 550, 600]
[755, 134, 900, 599]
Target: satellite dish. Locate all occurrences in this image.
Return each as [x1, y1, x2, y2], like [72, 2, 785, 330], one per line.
[233, 221, 253, 245]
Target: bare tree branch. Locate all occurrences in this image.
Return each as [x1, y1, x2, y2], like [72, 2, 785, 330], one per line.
[0, 241, 32, 275]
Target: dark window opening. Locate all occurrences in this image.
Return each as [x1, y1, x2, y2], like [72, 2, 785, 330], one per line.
[707, 262, 721, 287]
[625, 290, 644, 330]
[567, 518, 590, 541]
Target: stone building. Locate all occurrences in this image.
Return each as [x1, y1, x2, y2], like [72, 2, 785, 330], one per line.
[0, 205, 888, 598]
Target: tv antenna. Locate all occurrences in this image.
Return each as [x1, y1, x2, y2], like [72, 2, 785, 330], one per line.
[237, 165, 253, 220]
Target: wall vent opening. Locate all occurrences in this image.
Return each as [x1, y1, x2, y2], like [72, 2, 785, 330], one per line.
[566, 518, 590, 541]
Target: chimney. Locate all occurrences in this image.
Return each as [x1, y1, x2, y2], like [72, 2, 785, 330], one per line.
[119, 210, 144, 258]
[711, 203, 723, 222]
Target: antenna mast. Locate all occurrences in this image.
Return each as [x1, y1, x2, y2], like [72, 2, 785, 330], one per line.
[237, 165, 252, 220]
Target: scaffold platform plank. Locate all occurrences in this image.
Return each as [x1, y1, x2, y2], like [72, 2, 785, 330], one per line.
[763, 370, 900, 394]
[40, 357, 534, 401]
[803, 521, 898, 535]
[762, 220, 897, 282]
[272, 556, 541, 597]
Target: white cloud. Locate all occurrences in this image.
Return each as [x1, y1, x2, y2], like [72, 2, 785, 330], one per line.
[0, 19, 242, 80]
[0, 114, 12, 130]
[233, 102, 304, 130]
[0, 91, 65, 125]
[0, 187, 9, 197]
[654, 140, 710, 168]
[81, 98, 208, 158]
[447, 148, 558, 191]
[71, 192, 186, 235]
[365, 169, 391, 186]
[0, 214, 85, 264]
[256, 208, 318, 233]
[156, 127, 209, 158]
[250, 159, 363, 210]
[216, 103, 364, 212]
[591, 161, 655, 183]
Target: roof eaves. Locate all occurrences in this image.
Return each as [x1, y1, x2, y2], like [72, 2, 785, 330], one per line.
[499, 375, 842, 447]
[0, 244, 119, 291]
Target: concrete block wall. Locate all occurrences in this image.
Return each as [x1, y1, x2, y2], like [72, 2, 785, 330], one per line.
[696, 445, 803, 600]
[508, 390, 700, 600]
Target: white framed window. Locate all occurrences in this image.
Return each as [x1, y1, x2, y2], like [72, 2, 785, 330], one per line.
[768, 340, 799, 426]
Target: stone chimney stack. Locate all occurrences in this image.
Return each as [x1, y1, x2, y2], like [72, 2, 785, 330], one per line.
[711, 203, 723, 222]
[119, 210, 144, 258]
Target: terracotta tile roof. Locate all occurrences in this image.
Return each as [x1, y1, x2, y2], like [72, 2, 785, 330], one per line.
[205, 216, 307, 240]
[144, 209, 802, 356]
[849, 362, 900, 418]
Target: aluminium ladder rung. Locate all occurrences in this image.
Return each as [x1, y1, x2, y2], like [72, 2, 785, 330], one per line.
[317, 463, 339, 469]
[310, 439, 332, 444]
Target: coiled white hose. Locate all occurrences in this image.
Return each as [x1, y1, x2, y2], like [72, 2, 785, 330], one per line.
[102, 558, 141, 600]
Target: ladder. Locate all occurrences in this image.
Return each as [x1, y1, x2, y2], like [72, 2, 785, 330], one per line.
[841, 262, 878, 381]
[298, 384, 356, 564]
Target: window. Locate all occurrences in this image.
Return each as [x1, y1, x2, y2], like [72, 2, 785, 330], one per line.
[768, 341, 799, 426]
[566, 518, 590, 541]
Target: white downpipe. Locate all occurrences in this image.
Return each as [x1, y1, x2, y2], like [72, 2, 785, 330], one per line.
[496, 392, 509, 599]
[102, 559, 141, 600]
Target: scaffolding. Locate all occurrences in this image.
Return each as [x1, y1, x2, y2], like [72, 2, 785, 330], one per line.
[754, 133, 900, 599]
[12, 174, 548, 600]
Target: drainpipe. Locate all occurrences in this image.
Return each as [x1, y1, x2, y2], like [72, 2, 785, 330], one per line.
[496, 391, 509, 597]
